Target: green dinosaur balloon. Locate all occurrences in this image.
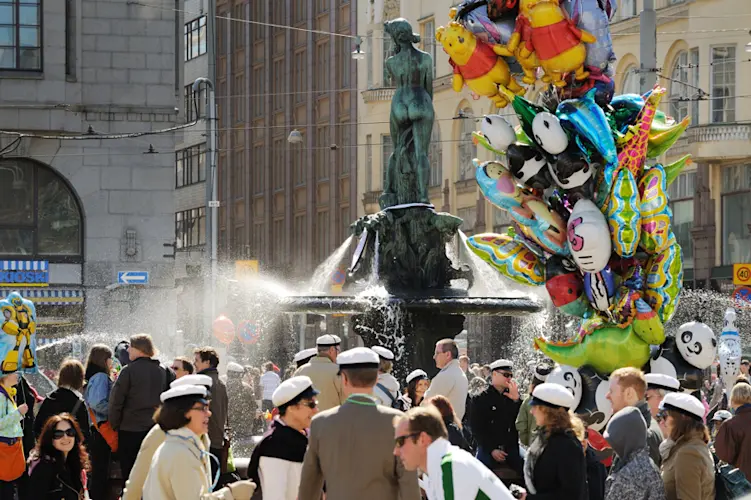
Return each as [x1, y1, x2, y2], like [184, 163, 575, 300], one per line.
[663, 154, 692, 186]
[533, 324, 651, 375]
[647, 115, 690, 158]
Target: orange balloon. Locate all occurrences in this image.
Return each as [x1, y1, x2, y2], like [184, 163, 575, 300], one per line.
[212, 315, 235, 345]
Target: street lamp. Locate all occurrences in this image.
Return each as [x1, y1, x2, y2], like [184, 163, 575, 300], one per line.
[288, 129, 303, 144]
[351, 36, 365, 61]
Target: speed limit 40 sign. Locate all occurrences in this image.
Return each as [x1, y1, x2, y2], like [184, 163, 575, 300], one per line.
[734, 264, 751, 286]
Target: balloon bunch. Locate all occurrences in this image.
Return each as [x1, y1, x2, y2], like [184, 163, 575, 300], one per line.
[0, 291, 38, 374]
[436, 0, 618, 107]
[466, 83, 693, 376]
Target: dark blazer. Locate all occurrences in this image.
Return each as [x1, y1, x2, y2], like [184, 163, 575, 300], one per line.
[109, 357, 173, 432]
[298, 394, 420, 500]
[34, 387, 90, 442]
[28, 454, 84, 500]
[529, 430, 587, 500]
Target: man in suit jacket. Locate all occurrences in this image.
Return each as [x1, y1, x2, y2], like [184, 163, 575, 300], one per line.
[298, 347, 421, 500]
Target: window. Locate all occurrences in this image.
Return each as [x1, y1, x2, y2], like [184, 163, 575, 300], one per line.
[273, 58, 284, 109]
[252, 145, 265, 195]
[316, 126, 329, 180]
[175, 144, 206, 188]
[382, 35, 394, 87]
[216, 11, 227, 55]
[234, 73, 245, 123]
[185, 84, 205, 121]
[339, 124, 351, 175]
[65, 0, 74, 77]
[618, 0, 636, 20]
[365, 134, 373, 192]
[0, 160, 82, 257]
[667, 171, 695, 269]
[252, 67, 264, 117]
[339, 35, 351, 88]
[294, 214, 306, 264]
[252, 222, 265, 259]
[422, 19, 437, 78]
[457, 110, 477, 180]
[175, 207, 206, 250]
[293, 130, 306, 185]
[272, 218, 285, 266]
[293, 0, 306, 23]
[294, 50, 306, 104]
[457, 207, 477, 235]
[273, 138, 285, 190]
[622, 65, 640, 94]
[185, 16, 207, 61]
[429, 122, 442, 187]
[381, 134, 393, 188]
[316, 210, 330, 263]
[252, 1, 265, 41]
[669, 49, 699, 125]
[340, 206, 350, 241]
[232, 5, 245, 51]
[232, 148, 245, 199]
[0, 0, 41, 70]
[366, 31, 373, 89]
[316, 41, 329, 91]
[722, 165, 751, 265]
[493, 207, 513, 233]
[316, 0, 328, 14]
[711, 46, 736, 123]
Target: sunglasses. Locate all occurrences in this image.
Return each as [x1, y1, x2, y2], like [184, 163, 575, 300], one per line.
[53, 428, 76, 440]
[189, 404, 211, 413]
[300, 400, 318, 409]
[395, 432, 421, 448]
[170, 366, 180, 371]
[656, 410, 667, 422]
[494, 371, 513, 378]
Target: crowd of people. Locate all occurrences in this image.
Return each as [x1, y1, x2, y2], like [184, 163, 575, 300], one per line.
[0, 330, 749, 500]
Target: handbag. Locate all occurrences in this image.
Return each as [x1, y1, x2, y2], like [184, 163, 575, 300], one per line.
[714, 453, 751, 500]
[0, 438, 25, 481]
[87, 407, 119, 452]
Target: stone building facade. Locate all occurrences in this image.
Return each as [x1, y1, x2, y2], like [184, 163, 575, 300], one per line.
[0, 0, 180, 344]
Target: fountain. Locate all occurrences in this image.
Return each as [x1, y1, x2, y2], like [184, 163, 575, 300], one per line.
[278, 18, 542, 377]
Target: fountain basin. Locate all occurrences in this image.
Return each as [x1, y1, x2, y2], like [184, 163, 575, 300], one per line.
[278, 295, 544, 316]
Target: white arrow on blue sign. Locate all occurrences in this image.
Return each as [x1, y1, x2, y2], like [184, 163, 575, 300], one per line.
[118, 271, 149, 285]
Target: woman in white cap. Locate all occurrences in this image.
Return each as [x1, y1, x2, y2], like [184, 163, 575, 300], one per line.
[395, 369, 429, 412]
[657, 392, 714, 500]
[138, 382, 256, 500]
[372, 346, 400, 407]
[247, 376, 320, 500]
[521, 383, 587, 500]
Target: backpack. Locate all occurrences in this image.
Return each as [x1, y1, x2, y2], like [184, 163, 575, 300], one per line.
[714, 453, 751, 500]
[375, 383, 400, 409]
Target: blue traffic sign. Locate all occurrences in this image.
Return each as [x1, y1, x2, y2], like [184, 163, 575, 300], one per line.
[118, 271, 149, 285]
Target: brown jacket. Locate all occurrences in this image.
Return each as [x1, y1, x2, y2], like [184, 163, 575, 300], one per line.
[661, 433, 715, 500]
[297, 394, 420, 500]
[294, 356, 344, 411]
[715, 405, 751, 480]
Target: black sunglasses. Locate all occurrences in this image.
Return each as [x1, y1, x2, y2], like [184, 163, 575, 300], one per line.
[395, 432, 421, 448]
[53, 428, 76, 440]
[656, 410, 667, 422]
[493, 371, 513, 378]
[300, 400, 318, 409]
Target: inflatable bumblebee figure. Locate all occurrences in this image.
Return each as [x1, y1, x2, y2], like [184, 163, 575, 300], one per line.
[0, 292, 37, 373]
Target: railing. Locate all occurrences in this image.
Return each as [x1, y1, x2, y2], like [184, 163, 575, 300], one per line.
[688, 124, 751, 144]
[361, 74, 455, 103]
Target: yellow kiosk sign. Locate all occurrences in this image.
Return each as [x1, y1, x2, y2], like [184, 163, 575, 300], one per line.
[235, 260, 259, 279]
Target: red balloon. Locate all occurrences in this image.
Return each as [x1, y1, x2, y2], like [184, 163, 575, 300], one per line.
[212, 315, 235, 345]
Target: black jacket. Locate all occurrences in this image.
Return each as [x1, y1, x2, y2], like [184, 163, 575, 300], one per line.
[28, 454, 84, 500]
[470, 385, 521, 453]
[199, 367, 228, 449]
[446, 420, 472, 452]
[34, 387, 90, 442]
[108, 357, 173, 432]
[585, 445, 606, 500]
[14, 376, 36, 457]
[528, 430, 587, 500]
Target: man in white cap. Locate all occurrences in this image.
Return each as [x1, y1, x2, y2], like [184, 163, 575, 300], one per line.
[294, 334, 344, 411]
[248, 376, 320, 499]
[423, 339, 469, 420]
[298, 347, 420, 500]
[644, 373, 680, 419]
[470, 359, 523, 476]
[294, 348, 317, 369]
[373, 346, 400, 407]
[394, 406, 516, 500]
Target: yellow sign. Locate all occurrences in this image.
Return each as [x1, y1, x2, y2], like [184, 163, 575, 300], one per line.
[733, 263, 751, 286]
[235, 260, 259, 279]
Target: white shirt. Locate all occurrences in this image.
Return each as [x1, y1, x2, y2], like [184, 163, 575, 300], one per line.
[424, 438, 515, 500]
[422, 359, 469, 420]
[374, 373, 400, 407]
[260, 371, 281, 400]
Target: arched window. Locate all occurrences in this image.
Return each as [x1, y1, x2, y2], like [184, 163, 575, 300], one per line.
[0, 159, 83, 259]
[457, 108, 477, 181]
[669, 48, 699, 124]
[428, 121, 442, 187]
[622, 65, 640, 94]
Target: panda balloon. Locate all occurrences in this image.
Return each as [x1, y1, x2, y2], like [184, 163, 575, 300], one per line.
[532, 112, 569, 155]
[506, 144, 553, 191]
[480, 114, 517, 152]
[574, 366, 612, 432]
[649, 322, 717, 394]
[546, 364, 584, 409]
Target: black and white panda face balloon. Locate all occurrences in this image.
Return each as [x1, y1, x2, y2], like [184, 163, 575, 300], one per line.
[507, 144, 552, 191]
[532, 112, 569, 155]
[676, 321, 717, 370]
[546, 364, 583, 409]
[481, 115, 517, 152]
